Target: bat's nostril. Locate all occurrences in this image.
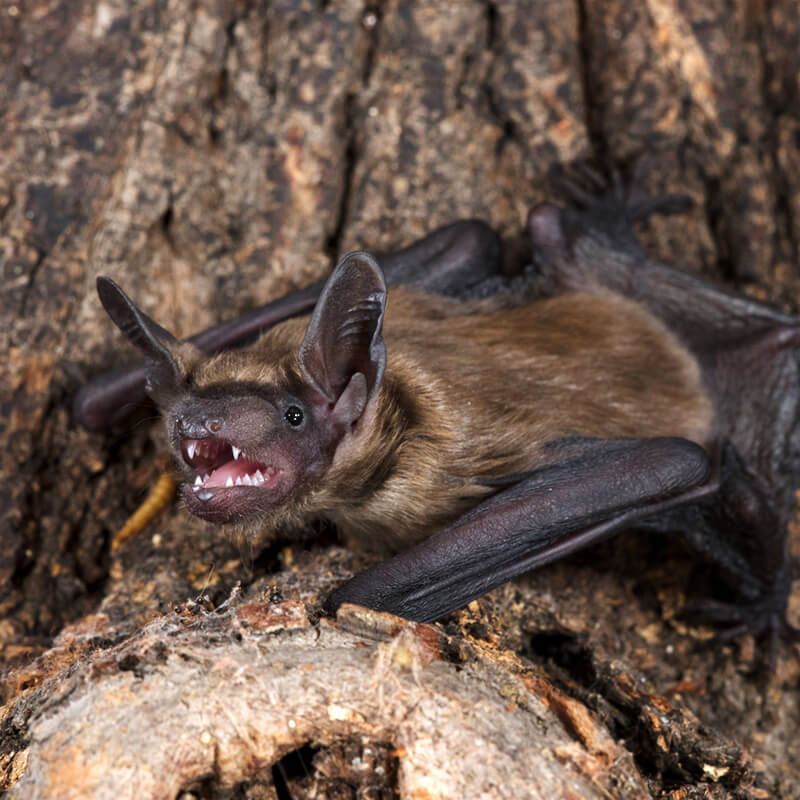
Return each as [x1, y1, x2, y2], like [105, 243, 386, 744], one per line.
[176, 415, 211, 438]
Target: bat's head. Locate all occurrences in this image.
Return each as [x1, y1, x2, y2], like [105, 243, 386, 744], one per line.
[97, 252, 387, 526]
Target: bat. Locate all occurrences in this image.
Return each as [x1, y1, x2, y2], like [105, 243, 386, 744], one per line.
[84, 164, 799, 658]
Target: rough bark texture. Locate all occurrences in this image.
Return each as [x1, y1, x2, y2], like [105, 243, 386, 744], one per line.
[0, 1, 798, 797]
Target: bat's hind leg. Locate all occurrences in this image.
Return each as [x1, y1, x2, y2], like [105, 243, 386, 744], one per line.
[528, 161, 800, 649]
[677, 441, 799, 649]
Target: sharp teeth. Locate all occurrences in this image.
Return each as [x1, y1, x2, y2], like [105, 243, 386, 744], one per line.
[232, 446, 241, 460]
[242, 474, 253, 486]
[187, 442, 197, 460]
[235, 476, 243, 486]
[225, 477, 233, 487]
[254, 470, 264, 484]
[194, 475, 203, 486]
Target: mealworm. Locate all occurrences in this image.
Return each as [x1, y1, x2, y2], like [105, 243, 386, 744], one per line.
[111, 471, 176, 553]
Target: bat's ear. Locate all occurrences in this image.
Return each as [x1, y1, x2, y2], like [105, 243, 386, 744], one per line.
[96, 276, 184, 394]
[298, 251, 387, 428]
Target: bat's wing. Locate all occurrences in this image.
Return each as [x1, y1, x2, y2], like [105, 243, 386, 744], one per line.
[75, 220, 502, 432]
[325, 437, 713, 622]
[526, 161, 800, 650]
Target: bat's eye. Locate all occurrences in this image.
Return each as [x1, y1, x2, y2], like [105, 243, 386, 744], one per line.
[285, 405, 304, 427]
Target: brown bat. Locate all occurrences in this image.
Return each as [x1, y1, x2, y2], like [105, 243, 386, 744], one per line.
[82, 166, 799, 656]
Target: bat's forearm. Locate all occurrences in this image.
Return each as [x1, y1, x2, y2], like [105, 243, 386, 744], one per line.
[325, 438, 712, 622]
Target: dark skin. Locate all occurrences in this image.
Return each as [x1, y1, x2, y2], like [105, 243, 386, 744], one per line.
[80, 167, 799, 658]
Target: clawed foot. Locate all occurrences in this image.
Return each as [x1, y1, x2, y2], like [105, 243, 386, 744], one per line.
[684, 595, 800, 672]
[526, 155, 695, 284]
[550, 156, 693, 227]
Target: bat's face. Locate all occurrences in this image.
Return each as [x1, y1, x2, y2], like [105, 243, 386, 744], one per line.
[165, 382, 328, 525]
[96, 251, 387, 529]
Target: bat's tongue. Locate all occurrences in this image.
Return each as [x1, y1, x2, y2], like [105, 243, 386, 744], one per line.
[199, 458, 280, 489]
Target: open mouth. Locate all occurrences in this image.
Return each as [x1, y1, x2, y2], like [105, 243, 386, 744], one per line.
[180, 437, 281, 495]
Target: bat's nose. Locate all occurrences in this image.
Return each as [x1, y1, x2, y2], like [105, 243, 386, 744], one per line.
[175, 415, 224, 439]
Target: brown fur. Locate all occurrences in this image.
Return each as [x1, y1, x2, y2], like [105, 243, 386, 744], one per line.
[188, 286, 713, 552]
